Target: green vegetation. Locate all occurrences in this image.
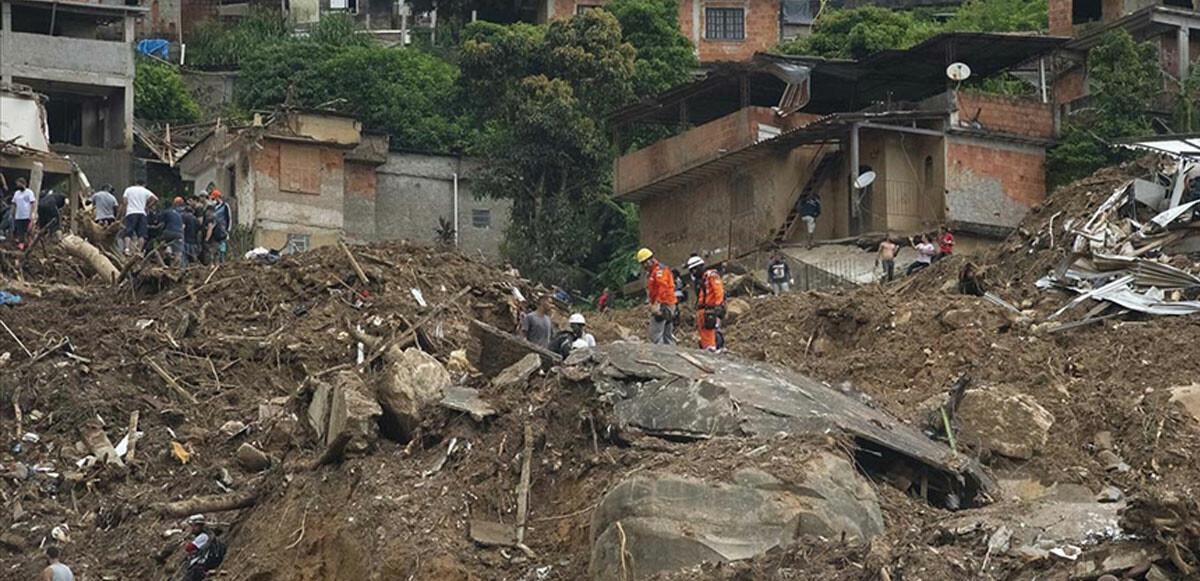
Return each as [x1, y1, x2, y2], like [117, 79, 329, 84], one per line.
[1046, 29, 1161, 190]
[778, 0, 1048, 59]
[187, 9, 289, 69]
[604, 0, 698, 96]
[133, 58, 202, 125]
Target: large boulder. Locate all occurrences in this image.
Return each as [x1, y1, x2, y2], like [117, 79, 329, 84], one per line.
[955, 386, 1054, 460]
[378, 346, 452, 438]
[723, 298, 751, 325]
[588, 452, 884, 581]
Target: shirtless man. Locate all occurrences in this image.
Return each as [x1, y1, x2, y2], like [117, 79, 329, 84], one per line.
[876, 236, 899, 283]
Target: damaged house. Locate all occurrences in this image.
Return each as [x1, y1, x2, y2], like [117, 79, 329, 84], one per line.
[1, 84, 88, 212]
[0, 0, 142, 189]
[177, 109, 510, 257]
[610, 33, 1065, 272]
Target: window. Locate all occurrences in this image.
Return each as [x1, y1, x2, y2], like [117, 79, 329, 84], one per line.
[472, 208, 491, 228]
[705, 7, 745, 41]
[576, 3, 600, 14]
[1164, 0, 1193, 9]
[1072, 0, 1100, 25]
[286, 233, 311, 253]
[280, 144, 320, 195]
[329, 0, 359, 11]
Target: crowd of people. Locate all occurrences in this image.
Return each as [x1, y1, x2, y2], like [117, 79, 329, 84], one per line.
[0, 172, 233, 267]
[33, 512, 223, 580]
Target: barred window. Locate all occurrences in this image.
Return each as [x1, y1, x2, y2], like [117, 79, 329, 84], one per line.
[472, 208, 491, 228]
[705, 8, 745, 41]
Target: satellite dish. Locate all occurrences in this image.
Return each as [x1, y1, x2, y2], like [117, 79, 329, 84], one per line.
[946, 62, 971, 82]
[854, 171, 877, 190]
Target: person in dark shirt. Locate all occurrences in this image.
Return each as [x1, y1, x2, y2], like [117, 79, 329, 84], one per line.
[160, 197, 185, 267]
[182, 198, 202, 266]
[37, 190, 67, 233]
[767, 253, 791, 294]
[202, 206, 227, 265]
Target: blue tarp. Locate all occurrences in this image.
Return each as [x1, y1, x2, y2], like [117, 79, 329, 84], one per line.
[0, 291, 22, 305]
[137, 39, 170, 59]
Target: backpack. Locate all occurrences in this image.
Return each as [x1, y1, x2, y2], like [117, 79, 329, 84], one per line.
[548, 330, 575, 359]
[201, 536, 226, 570]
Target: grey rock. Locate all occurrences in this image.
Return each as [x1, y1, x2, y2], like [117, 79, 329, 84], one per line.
[234, 443, 270, 472]
[589, 451, 883, 581]
[440, 385, 496, 421]
[493, 353, 542, 390]
[1096, 485, 1124, 503]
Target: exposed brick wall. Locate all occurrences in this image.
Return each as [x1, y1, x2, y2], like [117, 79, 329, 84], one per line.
[180, 0, 220, 43]
[956, 92, 1054, 139]
[1049, 0, 1071, 37]
[344, 161, 377, 200]
[1054, 66, 1087, 103]
[946, 137, 1046, 229]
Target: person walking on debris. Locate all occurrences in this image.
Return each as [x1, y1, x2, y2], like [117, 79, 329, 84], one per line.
[160, 198, 186, 267]
[210, 191, 232, 264]
[637, 248, 677, 345]
[91, 185, 118, 226]
[10, 177, 36, 248]
[119, 179, 158, 255]
[520, 296, 554, 349]
[202, 206, 227, 265]
[907, 234, 937, 276]
[768, 252, 792, 294]
[937, 228, 955, 260]
[800, 193, 821, 249]
[37, 189, 67, 235]
[41, 546, 74, 581]
[877, 236, 899, 283]
[687, 254, 725, 353]
[181, 514, 225, 581]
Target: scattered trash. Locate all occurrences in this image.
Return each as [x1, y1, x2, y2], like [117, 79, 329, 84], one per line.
[50, 523, 70, 543]
[411, 288, 427, 308]
[1049, 545, 1082, 560]
[423, 437, 458, 477]
[171, 441, 190, 464]
[135, 319, 155, 330]
[21, 432, 39, 444]
[0, 291, 22, 305]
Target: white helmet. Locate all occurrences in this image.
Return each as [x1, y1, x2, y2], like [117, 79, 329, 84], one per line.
[568, 313, 586, 325]
[187, 514, 206, 525]
[685, 255, 705, 270]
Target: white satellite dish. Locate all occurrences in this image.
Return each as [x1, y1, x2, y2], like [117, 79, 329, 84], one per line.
[854, 171, 876, 190]
[946, 62, 971, 82]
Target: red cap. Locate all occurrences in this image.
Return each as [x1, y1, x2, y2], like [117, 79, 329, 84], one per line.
[209, 190, 222, 200]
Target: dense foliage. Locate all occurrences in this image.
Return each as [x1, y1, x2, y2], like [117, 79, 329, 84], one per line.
[604, 0, 698, 96]
[133, 58, 202, 125]
[1046, 30, 1161, 190]
[186, 10, 289, 69]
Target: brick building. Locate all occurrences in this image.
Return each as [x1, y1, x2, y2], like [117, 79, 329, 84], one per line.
[1048, 1, 1200, 111]
[539, 0, 819, 61]
[610, 34, 1064, 268]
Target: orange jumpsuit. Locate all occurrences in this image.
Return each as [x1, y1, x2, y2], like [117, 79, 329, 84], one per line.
[646, 261, 677, 308]
[696, 268, 724, 351]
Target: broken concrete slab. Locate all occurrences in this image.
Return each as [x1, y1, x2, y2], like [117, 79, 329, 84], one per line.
[440, 385, 496, 421]
[321, 371, 382, 455]
[1072, 544, 1159, 579]
[576, 342, 995, 502]
[492, 353, 541, 390]
[469, 319, 562, 377]
[469, 520, 516, 547]
[955, 386, 1054, 460]
[378, 347, 452, 439]
[588, 452, 883, 581]
[943, 497, 1126, 561]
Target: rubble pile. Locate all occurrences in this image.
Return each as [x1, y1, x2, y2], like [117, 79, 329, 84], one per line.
[6, 161, 1200, 581]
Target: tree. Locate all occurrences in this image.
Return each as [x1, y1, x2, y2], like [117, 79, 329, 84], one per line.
[462, 11, 637, 285]
[134, 59, 202, 125]
[778, 6, 940, 59]
[944, 0, 1047, 33]
[1045, 29, 1161, 190]
[604, 0, 698, 97]
[235, 17, 464, 152]
[187, 9, 289, 69]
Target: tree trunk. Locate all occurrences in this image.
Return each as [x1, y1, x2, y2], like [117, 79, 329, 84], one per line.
[60, 233, 119, 283]
[150, 488, 260, 517]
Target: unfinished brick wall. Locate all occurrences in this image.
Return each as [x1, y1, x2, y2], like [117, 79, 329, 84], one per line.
[946, 137, 1046, 230]
[956, 92, 1054, 139]
[180, 0, 221, 43]
[1054, 66, 1087, 103]
[1049, 0, 1071, 36]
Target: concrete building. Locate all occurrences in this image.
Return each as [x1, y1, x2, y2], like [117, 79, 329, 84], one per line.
[1, 83, 86, 206]
[177, 110, 510, 258]
[610, 34, 1064, 269]
[1049, 1, 1200, 113]
[0, 0, 143, 190]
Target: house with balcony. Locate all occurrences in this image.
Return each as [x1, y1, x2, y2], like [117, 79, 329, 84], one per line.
[0, 0, 143, 188]
[610, 33, 1065, 270]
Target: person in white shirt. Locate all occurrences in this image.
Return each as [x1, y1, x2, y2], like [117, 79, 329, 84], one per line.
[119, 179, 158, 254]
[567, 313, 596, 353]
[907, 234, 938, 276]
[10, 177, 36, 246]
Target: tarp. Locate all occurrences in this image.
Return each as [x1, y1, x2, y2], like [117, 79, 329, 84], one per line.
[136, 39, 169, 59]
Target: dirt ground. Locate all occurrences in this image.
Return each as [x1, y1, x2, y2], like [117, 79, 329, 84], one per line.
[3, 159, 1200, 580]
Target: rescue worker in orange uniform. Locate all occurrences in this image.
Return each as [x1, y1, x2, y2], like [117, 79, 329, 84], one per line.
[637, 248, 677, 344]
[686, 254, 725, 352]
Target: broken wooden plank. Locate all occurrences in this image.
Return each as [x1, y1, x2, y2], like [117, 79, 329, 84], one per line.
[516, 423, 533, 546]
[339, 240, 370, 286]
[145, 358, 199, 404]
[364, 285, 473, 365]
